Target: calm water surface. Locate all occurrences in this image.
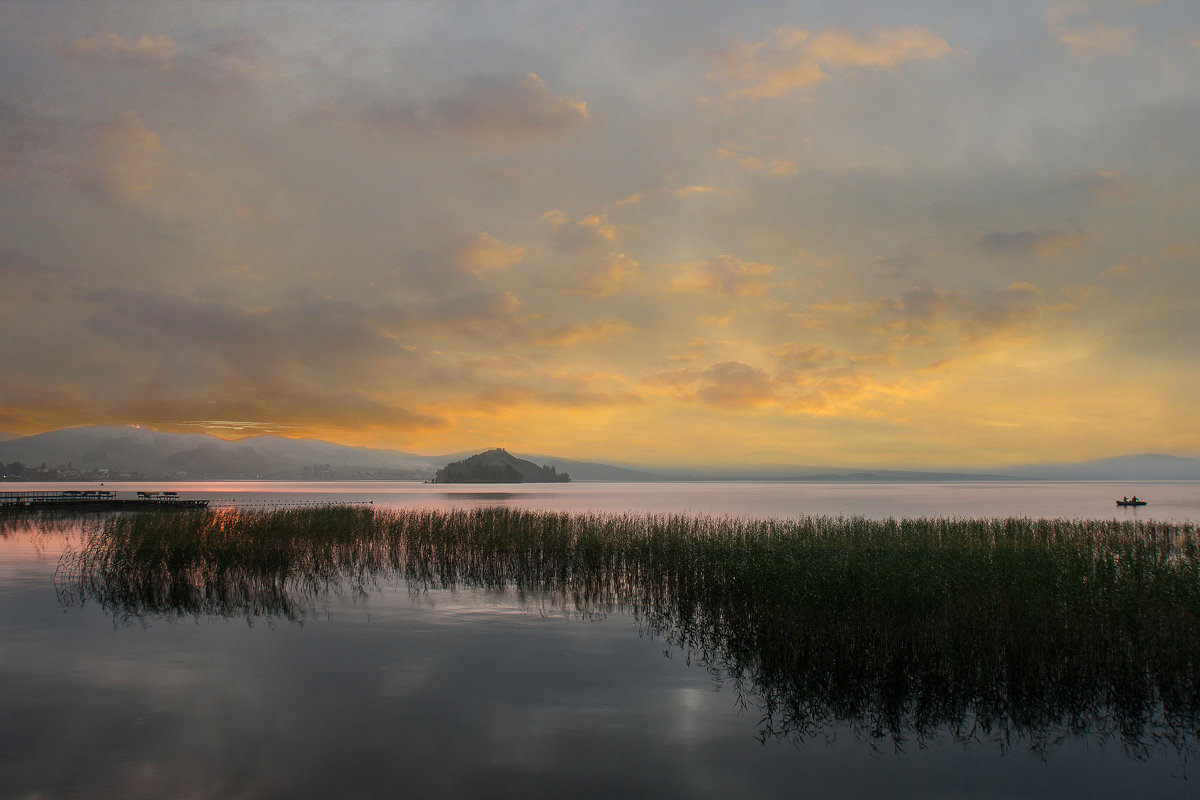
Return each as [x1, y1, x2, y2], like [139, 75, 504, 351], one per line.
[14, 478, 1198, 520]
[2, 481, 1198, 799]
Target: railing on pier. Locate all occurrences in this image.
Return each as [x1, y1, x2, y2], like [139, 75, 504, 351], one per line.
[0, 490, 207, 510]
[1, 490, 118, 506]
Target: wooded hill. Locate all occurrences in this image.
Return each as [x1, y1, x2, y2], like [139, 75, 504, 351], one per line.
[433, 449, 570, 483]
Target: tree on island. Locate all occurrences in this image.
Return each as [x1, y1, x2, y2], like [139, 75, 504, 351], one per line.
[433, 448, 570, 483]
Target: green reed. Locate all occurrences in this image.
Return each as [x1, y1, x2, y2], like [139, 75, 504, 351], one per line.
[54, 506, 1200, 754]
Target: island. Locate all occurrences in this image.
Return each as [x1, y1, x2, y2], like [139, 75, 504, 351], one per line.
[432, 448, 570, 483]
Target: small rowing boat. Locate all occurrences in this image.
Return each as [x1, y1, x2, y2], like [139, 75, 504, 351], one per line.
[1116, 498, 1147, 507]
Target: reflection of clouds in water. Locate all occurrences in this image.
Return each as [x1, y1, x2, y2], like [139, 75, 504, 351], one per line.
[670, 686, 718, 743]
[5, 514, 1200, 797]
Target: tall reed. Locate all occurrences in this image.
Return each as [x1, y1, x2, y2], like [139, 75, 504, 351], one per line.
[54, 506, 1200, 755]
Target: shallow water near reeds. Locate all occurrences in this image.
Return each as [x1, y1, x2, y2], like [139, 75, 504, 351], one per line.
[3, 482, 1200, 799]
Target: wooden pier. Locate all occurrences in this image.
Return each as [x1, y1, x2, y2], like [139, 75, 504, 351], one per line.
[0, 490, 209, 511]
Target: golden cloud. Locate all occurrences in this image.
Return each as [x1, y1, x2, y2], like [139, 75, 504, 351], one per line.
[453, 231, 527, 277]
[566, 253, 641, 298]
[806, 27, 953, 68]
[801, 282, 1052, 350]
[648, 361, 776, 408]
[674, 185, 721, 198]
[696, 361, 775, 407]
[74, 112, 171, 202]
[709, 25, 951, 102]
[715, 143, 801, 176]
[1055, 23, 1137, 60]
[578, 213, 617, 241]
[665, 255, 777, 297]
[533, 317, 634, 347]
[543, 210, 622, 252]
[61, 32, 178, 66]
[977, 229, 1091, 258]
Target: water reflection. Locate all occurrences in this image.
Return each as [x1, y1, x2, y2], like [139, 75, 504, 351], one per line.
[50, 506, 1200, 761]
[440, 492, 551, 502]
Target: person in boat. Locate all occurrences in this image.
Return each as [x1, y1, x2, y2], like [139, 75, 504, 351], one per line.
[1132, 496, 1138, 503]
[1123, 496, 1128, 502]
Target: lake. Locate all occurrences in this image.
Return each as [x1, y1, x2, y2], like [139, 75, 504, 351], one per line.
[2, 481, 1198, 799]
[10, 478, 1197, 520]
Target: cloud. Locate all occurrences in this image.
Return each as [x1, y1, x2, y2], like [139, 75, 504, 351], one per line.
[649, 355, 898, 414]
[59, 32, 178, 67]
[89, 290, 395, 374]
[51, 111, 263, 220]
[807, 282, 1051, 349]
[769, 346, 904, 416]
[88, 288, 526, 384]
[565, 253, 641, 297]
[806, 27, 955, 69]
[674, 185, 720, 198]
[650, 361, 775, 408]
[403, 290, 525, 335]
[1054, 23, 1137, 60]
[127, 388, 445, 433]
[71, 112, 172, 202]
[72, 289, 454, 431]
[577, 214, 617, 241]
[696, 361, 774, 407]
[1064, 170, 1133, 201]
[452, 231, 526, 277]
[1101, 261, 1144, 280]
[708, 25, 952, 102]
[542, 210, 622, 253]
[666, 255, 777, 297]
[715, 143, 799, 176]
[1058, 283, 1111, 306]
[1159, 242, 1192, 260]
[532, 317, 633, 347]
[0, 252, 58, 302]
[871, 287, 965, 344]
[959, 282, 1044, 344]
[363, 73, 588, 147]
[772, 345, 842, 381]
[1045, 1, 1090, 27]
[56, 29, 288, 91]
[977, 229, 1091, 258]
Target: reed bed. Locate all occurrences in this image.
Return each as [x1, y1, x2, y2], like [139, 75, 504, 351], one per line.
[54, 506, 1200, 755]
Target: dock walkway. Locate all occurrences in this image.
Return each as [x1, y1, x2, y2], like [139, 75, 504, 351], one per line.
[0, 490, 209, 510]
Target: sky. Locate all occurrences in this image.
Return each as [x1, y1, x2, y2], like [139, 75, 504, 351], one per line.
[1, 0, 1198, 469]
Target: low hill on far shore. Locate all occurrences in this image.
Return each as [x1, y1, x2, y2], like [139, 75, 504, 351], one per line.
[433, 449, 570, 483]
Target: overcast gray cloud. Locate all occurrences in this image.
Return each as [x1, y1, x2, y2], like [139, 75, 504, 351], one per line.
[1, 0, 1198, 466]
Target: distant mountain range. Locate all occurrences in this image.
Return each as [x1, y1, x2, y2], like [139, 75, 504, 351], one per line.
[2, 425, 1199, 482]
[995, 453, 1200, 481]
[0, 426, 446, 481]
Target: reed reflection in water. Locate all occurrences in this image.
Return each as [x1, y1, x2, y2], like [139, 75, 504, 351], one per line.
[53, 505, 1200, 759]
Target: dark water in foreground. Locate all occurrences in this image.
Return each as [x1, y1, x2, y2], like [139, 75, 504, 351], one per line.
[2, 482, 1199, 799]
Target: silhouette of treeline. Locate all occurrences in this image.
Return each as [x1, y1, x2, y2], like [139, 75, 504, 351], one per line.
[54, 506, 1200, 756]
[433, 448, 569, 483]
